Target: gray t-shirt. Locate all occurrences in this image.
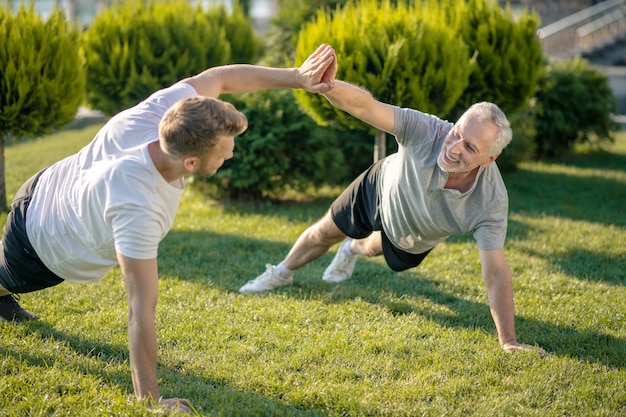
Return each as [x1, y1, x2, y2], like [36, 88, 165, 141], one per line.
[379, 106, 508, 254]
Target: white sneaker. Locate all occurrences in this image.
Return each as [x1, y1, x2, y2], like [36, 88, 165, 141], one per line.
[239, 264, 293, 293]
[323, 239, 358, 283]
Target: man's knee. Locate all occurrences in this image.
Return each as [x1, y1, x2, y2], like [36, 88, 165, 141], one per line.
[354, 232, 383, 257]
[307, 212, 345, 245]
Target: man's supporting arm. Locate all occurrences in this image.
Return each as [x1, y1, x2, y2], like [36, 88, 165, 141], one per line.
[479, 248, 545, 354]
[118, 254, 191, 413]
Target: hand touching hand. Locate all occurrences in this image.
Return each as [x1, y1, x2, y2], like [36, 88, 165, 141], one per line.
[296, 44, 337, 93]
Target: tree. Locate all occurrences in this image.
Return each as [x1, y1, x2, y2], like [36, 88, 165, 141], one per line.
[0, 4, 85, 210]
[294, 0, 473, 162]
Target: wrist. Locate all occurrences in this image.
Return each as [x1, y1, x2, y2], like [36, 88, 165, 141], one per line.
[294, 69, 301, 89]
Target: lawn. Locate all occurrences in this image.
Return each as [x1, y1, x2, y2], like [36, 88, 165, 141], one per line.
[0, 124, 624, 416]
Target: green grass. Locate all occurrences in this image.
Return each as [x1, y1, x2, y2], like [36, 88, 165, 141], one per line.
[1, 125, 625, 416]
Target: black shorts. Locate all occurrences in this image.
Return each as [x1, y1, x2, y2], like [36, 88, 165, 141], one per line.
[330, 159, 431, 272]
[0, 170, 64, 294]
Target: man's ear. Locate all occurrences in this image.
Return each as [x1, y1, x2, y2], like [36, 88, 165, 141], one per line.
[481, 154, 499, 168]
[183, 156, 200, 172]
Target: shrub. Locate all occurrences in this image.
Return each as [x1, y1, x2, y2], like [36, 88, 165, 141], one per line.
[263, 0, 347, 66]
[207, 2, 263, 64]
[82, 0, 260, 116]
[533, 58, 619, 158]
[295, 0, 472, 129]
[0, 4, 84, 138]
[201, 90, 346, 200]
[293, 0, 472, 175]
[447, 0, 543, 119]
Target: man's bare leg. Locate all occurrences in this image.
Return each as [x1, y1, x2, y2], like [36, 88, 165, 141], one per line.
[282, 211, 347, 270]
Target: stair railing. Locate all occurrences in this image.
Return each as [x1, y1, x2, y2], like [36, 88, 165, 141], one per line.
[537, 0, 626, 58]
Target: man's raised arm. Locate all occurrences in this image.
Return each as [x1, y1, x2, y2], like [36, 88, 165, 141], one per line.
[180, 44, 336, 98]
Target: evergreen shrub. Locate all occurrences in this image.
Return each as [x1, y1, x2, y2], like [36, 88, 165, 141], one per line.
[295, 0, 471, 128]
[82, 0, 259, 116]
[0, 4, 84, 138]
[447, 0, 542, 119]
[294, 0, 472, 176]
[263, 0, 347, 66]
[533, 58, 619, 158]
[209, 2, 263, 64]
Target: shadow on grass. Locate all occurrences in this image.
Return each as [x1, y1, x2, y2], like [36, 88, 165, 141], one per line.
[505, 166, 626, 228]
[315, 261, 626, 370]
[4, 320, 327, 417]
[524, 246, 626, 286]
[506, 217, 626, 286]
[503, 139, 626, 228]
[159, 229, 626, 370]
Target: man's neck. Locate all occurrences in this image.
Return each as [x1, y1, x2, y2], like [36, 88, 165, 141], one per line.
[148, 141, 184, 184]
[444, 167, 479, 193]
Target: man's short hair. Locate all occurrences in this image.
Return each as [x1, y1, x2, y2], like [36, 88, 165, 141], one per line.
[461, 102, 512, 156]
[158, 96, 248, 158]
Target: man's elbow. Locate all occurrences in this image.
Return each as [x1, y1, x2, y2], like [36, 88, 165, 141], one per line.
[482, 266, 512, 288]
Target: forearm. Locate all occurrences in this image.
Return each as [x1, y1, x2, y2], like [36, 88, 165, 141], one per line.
[183, 65, 300, 97]
[182, 44, 336, 99]
[321, 80, 395, 133]
[128, 313, 160, 401]
[322, 80, 374, 118]
[484, 270, 517, 346]
[119, 255, 162, 403]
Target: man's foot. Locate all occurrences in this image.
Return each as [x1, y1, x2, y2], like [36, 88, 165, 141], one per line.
[0, 294, 38, 322]
[239, 264, 293, 293]
[323, 239, 358, 283]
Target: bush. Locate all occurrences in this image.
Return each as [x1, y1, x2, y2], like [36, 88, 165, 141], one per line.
[82, 0, 259, 116]
[263, 0, 347, 66]
[447, 0, 543, 119]
[533, 58, 619, 158]
[201, 90, 346, 200]
[209, 2, 263, 64]
[0, 4, 84, 138]
[294, 0, 472, 129]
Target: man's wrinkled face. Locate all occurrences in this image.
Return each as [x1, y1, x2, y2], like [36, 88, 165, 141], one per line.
[436, 115, 499, 174]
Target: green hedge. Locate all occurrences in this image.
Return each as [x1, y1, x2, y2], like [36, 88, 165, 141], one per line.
[82, 0, 260, 116]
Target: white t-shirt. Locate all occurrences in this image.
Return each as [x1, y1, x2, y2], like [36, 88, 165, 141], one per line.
[26, 83, 198, 283]
[379, 107, 508, 254]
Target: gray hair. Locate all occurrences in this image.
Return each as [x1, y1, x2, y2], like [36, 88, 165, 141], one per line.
[460, 102, 512, 155]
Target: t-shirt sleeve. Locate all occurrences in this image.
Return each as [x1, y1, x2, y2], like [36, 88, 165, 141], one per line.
[392, 107, 453, 150]
[104, 165, 168, 260]
[472, 196, 508, 251]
